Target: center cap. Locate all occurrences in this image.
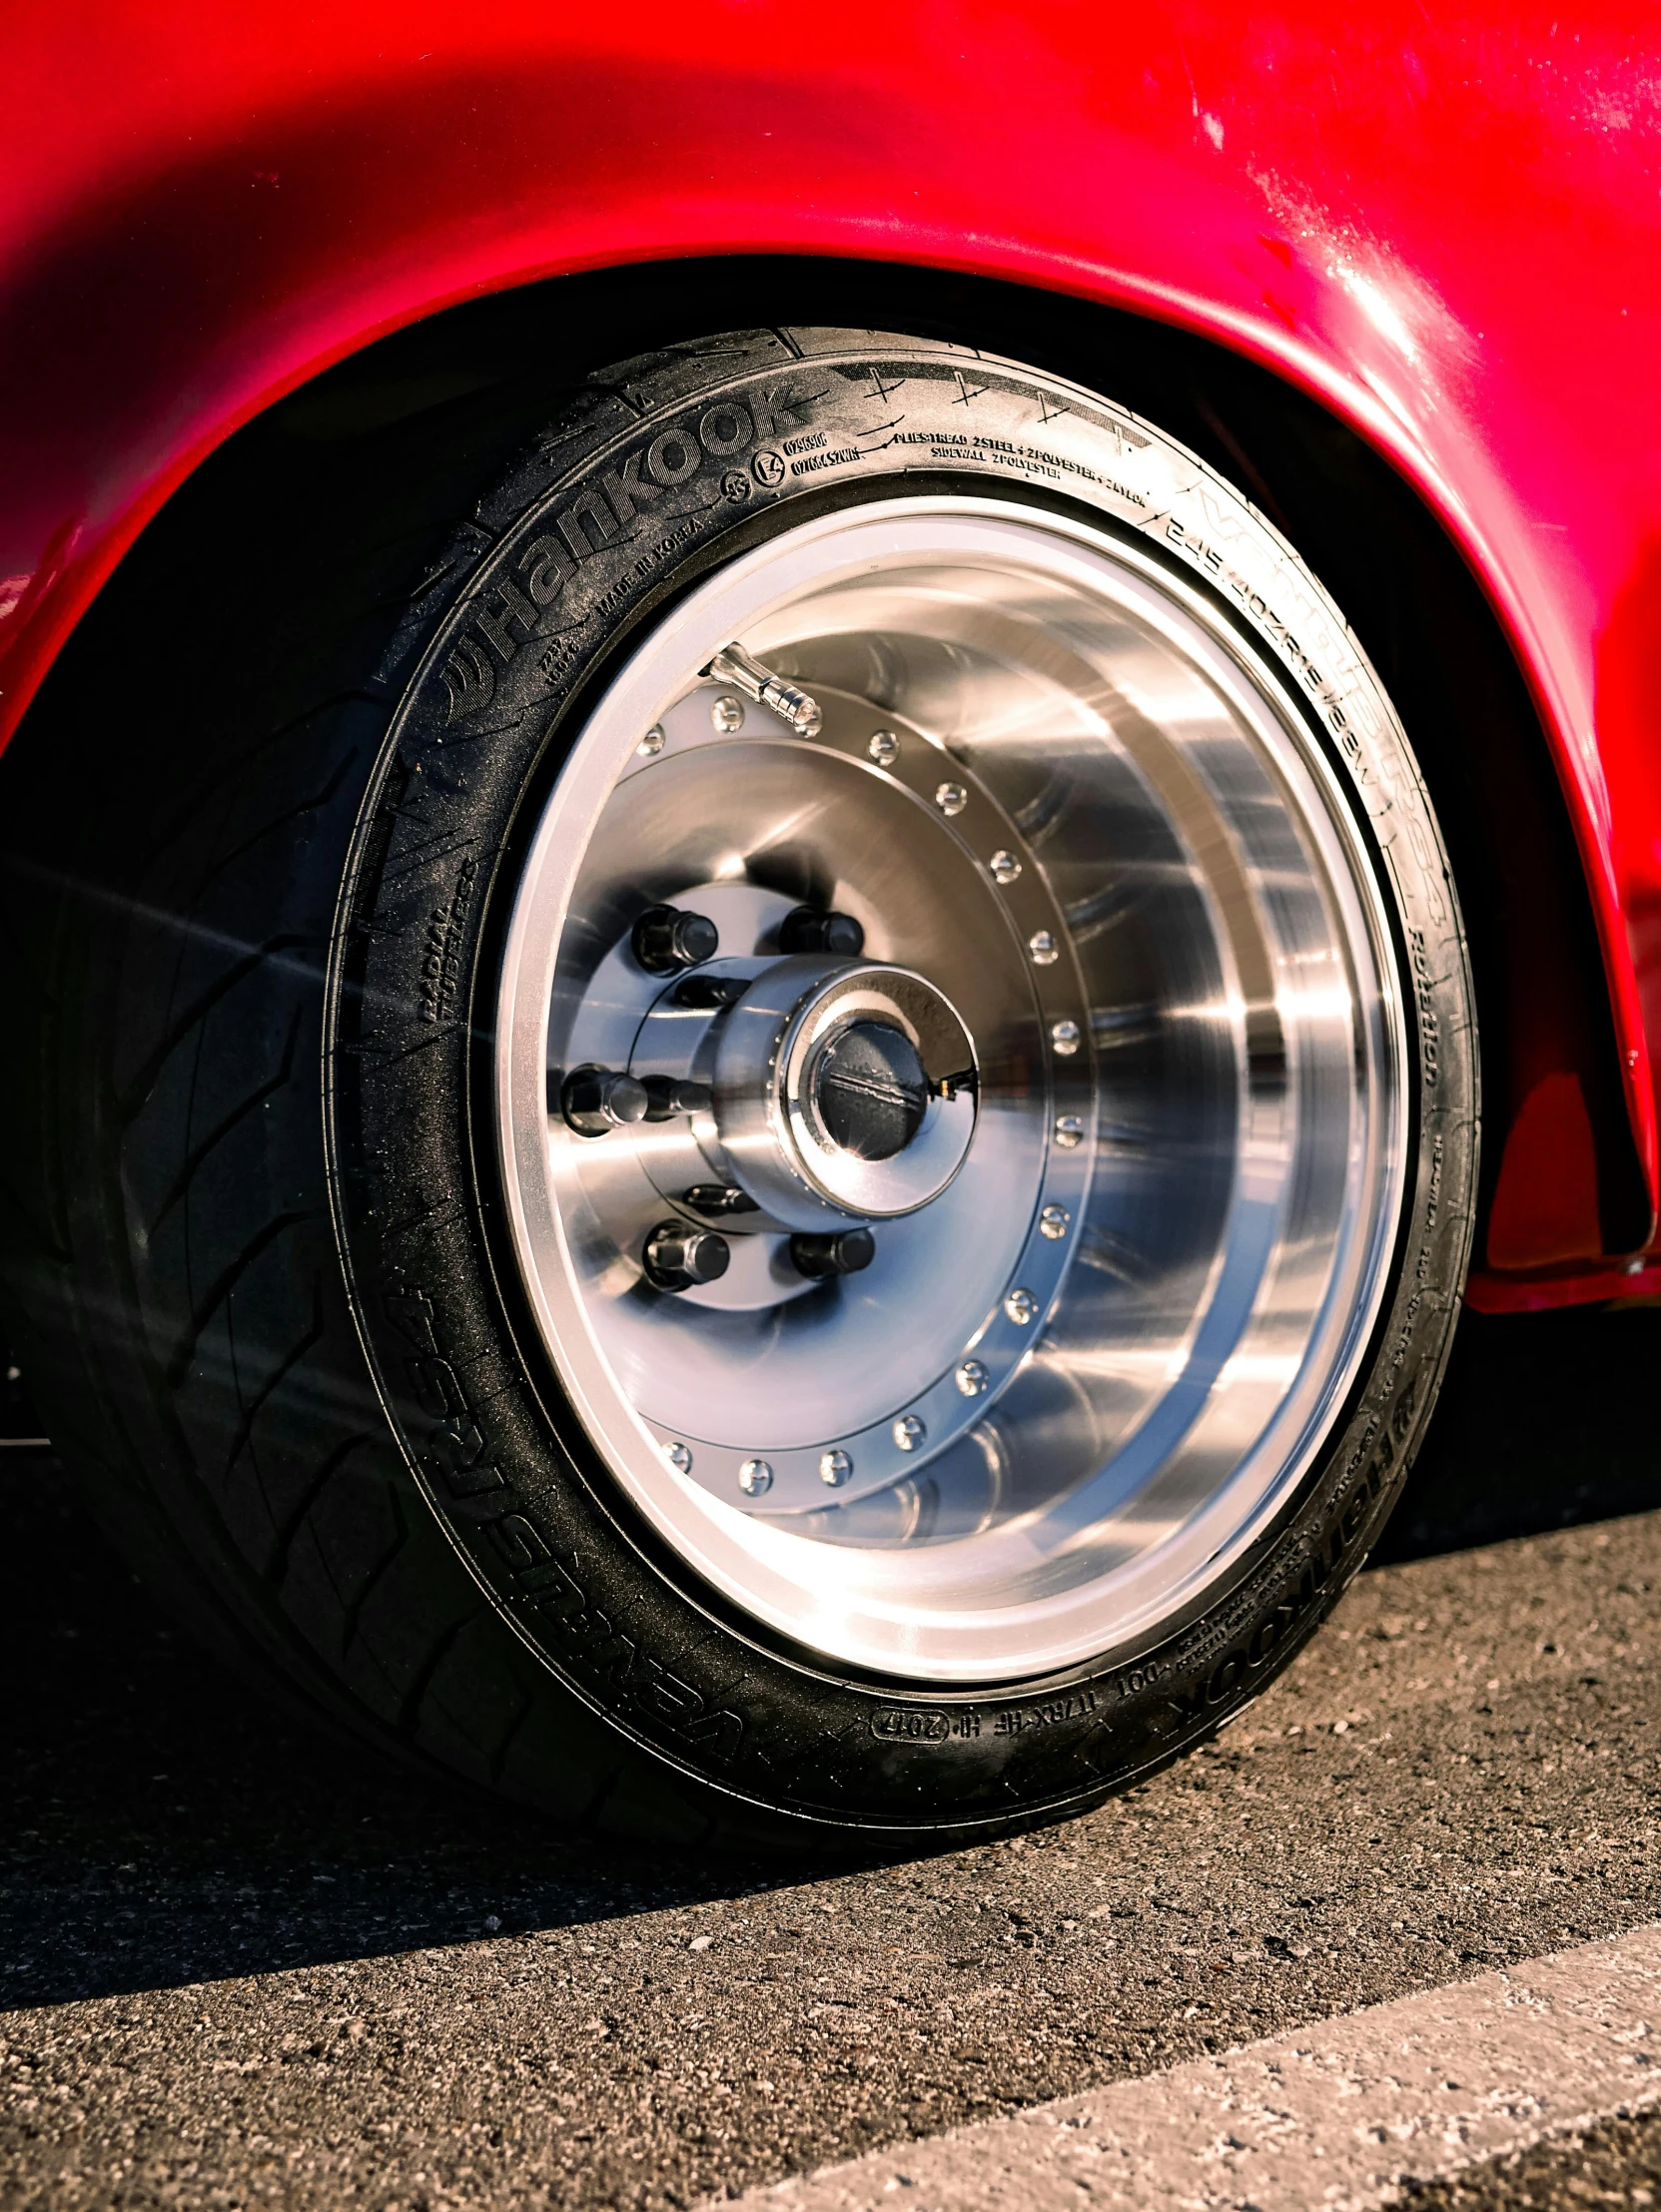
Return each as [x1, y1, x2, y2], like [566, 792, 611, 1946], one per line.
[706, 957, 980, 1227]
[811, 1020, 931, 1161]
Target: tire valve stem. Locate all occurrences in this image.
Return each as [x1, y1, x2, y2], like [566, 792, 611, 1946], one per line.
[643, 1219, 731, 1292]
[703, 642, 823, 738]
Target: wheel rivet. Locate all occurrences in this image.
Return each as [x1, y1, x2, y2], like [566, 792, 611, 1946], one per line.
[1029, 929, 1059, 966]
[989, 850, 1021, 884]
[868, 729, 900, 767]
[893, 1414, 927, 1451]
[778, 904, 866, 957]
[665, 1440, 693, 1474]
[711, 694, 745, 733]
[638, 724, 666, 757]
[790, 1227, 877, 1279]
[1040, 1205, 1071, 1240]
[632, 903, 720, 974]
[1005, 1286, 1038, 1325]
[1054, 1114, 1085, 1148]
[819, 1449, 853, 1487]
[643, 1219, 730, 1291]
[934, 781, 968, 817]
[738, 1458, 774, 1496]
[558, 1065, 650, 1137]
[955, 1360, 989, 1397]
[1050, 1019, 1082, 1056]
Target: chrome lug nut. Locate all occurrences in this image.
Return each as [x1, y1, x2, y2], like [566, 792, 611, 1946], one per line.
[955, 1359, 990, 1397]
[777, 904, 866, 958]
[682, 1183, 759, 1216]
[632, 903, 720, 975]
[1005, 1286, 1038, 1325]
[867, 728, 900, 767]
[643, 1219, 731, 1292]
[989, 850, 1021, 884]
[789, 1227, 877, 1280]
[672, 973, 744, 1010]
[934, 780, 968, 817]
[642, 1075, 713, 1121]
[558, 1064, 650, 1137]
[819, 1449, 853, 1486]
[738, 1458, 774, 1496]
[893, 1414, 927, 1451]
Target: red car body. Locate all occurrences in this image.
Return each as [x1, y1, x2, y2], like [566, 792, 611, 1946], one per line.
[3, 0, 1658, 1312]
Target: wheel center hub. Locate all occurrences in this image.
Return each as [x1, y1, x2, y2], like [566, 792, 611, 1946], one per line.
[628, 953, 979, 1228]
[727, 959, 978, 1224]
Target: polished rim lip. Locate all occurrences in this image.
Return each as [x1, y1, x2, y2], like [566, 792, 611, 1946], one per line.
[495, 495, 1408, 1685]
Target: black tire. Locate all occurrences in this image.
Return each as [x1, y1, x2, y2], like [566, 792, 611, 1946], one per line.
[0, 325, 1477, 1849]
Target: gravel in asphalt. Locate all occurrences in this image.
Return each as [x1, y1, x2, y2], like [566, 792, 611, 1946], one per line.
[1402, 2108, 1661, 2209]
[720, 1922, 1661, 2210]
[2, 1304, 1660, 2210]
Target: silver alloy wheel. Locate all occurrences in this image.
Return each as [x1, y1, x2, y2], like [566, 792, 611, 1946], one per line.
[496, 498, 1407, 1682]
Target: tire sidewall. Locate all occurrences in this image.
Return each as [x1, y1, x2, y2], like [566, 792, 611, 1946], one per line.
[327, 331, 1476, 1839]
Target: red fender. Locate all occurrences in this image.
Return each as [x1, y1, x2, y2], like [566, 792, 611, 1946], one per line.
[3, 1, 1658, 1298]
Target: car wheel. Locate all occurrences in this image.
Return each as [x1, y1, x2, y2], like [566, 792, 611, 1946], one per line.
[0, 327, 1476, 1847]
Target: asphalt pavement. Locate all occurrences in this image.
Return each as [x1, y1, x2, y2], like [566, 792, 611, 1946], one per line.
[3, 1301, 1661, 2210]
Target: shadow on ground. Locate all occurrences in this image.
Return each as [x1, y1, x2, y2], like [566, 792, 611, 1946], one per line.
[1372, 1302, 1661, 1562]
[1, 1367, 815, 2010]
[2, 1303, 1658, 2012]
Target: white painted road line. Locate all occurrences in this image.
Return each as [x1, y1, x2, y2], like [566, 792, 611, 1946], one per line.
[711, 1922, 1661, 2212]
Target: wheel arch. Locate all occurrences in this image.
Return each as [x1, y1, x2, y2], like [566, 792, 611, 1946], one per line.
[2, 254, 1646, 1288]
